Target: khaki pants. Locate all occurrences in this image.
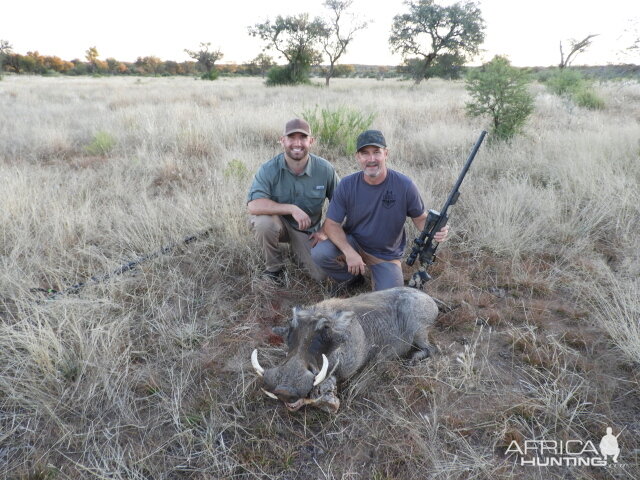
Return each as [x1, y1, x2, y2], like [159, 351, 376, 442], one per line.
[249, 215, 327, 281]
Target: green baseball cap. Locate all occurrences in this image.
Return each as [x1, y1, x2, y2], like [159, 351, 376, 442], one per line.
[356, 130, 386, 151]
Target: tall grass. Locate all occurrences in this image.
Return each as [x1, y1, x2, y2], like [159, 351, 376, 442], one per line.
[0, 75, 638, 479]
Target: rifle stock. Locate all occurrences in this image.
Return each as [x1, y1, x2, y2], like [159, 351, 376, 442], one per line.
[407, 131, 487, 286]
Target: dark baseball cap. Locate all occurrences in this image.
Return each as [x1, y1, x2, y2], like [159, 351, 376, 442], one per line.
[356, 130, 386, 151]
[284, 118, 311, 136]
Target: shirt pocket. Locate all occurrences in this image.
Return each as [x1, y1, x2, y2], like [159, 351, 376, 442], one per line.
[272, 185, 293, 204]
[304, 189, 326, 214]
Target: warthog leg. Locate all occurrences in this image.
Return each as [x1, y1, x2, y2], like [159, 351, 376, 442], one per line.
[409, 327, 435, 363]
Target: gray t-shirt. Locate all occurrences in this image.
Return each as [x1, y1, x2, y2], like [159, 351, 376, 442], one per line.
[247, 153, 338, 232]
[326, 169, 425, 260]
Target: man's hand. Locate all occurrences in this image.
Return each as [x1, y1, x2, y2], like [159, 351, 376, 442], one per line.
[308, 231, 327, 248]
[345, 251, 366, 276]
[290, 205, 312, 231]
[434, 225, 450, 243]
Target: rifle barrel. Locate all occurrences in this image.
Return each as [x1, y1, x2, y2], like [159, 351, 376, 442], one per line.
[440, 130, 487, 216]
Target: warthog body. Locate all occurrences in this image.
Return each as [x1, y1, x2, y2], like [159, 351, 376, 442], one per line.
[252, 287, 438, 412]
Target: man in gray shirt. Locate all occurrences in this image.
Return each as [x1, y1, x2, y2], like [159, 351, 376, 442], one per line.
[312, 129, 449, 291]
[247, 118, 338, 282]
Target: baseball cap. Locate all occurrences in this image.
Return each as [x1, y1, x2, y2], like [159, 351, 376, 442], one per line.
[284, 118, 311, 136]
[356, 130, 387, 151]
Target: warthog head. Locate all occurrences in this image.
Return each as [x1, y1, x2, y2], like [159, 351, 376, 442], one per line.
[252, 307, 352, 411]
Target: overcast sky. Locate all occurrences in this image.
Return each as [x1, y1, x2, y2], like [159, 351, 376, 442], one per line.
[2, 0, 639, 66]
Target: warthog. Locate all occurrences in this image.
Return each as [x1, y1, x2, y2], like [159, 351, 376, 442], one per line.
[251, 287, 438, 412]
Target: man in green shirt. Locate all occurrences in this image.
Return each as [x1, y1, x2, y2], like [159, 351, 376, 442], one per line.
[247, 118, 338, 282]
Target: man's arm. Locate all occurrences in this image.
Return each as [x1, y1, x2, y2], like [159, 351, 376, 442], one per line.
[411, 213, 449, 242]
[324, 218, 366, 276]
[247, 198, 312, 231]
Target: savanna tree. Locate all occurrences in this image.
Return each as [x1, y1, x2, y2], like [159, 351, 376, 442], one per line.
[402, 52, 466, 80]
[320, 0, 368, 86]
[389, 0, 485, 84]
[135, 56, 163, 75]
[0, 39, 11, 55]
[0, 40, 12, 77]
[85, 46, 99, 72]
[249, 14, 327, 84]
[249, 53, 276, 77]
[185, 42, 223, 80]
[465, 55, 534, 141]
[559, 34, 598, 69]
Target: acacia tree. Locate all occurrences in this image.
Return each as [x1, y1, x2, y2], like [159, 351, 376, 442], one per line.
[320, 0, 368, 86]
[249, 14, 327, 85]
[559, 34, 598, 69]
[389, 0, 485, 85]
[185, 42, 223, 80]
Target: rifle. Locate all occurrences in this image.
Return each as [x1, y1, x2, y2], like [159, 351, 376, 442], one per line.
[407, 130, 487, 288]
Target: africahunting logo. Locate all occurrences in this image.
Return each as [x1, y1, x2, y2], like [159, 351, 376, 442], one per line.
[506, 427, 623, 467]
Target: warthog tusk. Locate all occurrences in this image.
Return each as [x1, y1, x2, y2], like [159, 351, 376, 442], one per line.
[313, 354, 329, 386]
[251, 349, 264, 376]
[261, 388, 279, 400]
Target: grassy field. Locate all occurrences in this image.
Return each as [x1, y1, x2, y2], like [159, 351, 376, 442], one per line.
[0, 75, 639, 479]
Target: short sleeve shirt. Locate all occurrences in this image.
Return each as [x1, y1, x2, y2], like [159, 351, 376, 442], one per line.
[326, 169, 424, 260]
[247, 153, 338, 232]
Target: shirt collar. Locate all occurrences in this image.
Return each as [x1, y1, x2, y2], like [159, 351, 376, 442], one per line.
[279, 153, 313, 177]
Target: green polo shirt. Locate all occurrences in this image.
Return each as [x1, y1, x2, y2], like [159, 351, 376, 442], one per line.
[247, 153, 338, 232]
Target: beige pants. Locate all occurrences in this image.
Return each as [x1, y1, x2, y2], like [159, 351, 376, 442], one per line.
[249, 215, 326, 281]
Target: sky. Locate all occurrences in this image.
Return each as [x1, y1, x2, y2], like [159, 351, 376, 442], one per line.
[2, 0, 639, 67]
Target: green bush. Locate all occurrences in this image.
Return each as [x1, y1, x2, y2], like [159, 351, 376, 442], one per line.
[266, 64, 310, 86]
[465, 56, 534, 141]
[573, 87, 605, 110]
[85, 131, 116, 156]
[223, 159, 249, 179]
[201, 70, 219, 81]
[302, 106, 375, 155]
[544, 69, 605, 110]
[545, 68, 584, 96]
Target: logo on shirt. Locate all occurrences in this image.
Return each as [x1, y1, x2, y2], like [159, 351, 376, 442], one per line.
[382, 190, 396, 209]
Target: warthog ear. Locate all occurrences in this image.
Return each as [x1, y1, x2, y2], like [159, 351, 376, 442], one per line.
[330, 310, 356, 333]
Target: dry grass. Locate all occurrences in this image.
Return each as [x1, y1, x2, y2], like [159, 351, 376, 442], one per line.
[1, 75, 639, 479]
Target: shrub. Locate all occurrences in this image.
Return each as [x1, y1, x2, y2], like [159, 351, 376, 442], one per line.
[465, 55, 534, 141]
[573, 87, 605, 110]
[543, 69, 605, 110]
[545, 68, 584, 96]
[201, 70, 219, 81]
[85, 131, 116, 156]
[302, 106, 375, 155]
[265, 64, 310, 86]
[223, 159, 249, 179]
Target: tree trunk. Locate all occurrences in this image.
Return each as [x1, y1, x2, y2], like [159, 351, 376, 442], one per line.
[325, 63, 335, 86]
[413, 55, 435, 85]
